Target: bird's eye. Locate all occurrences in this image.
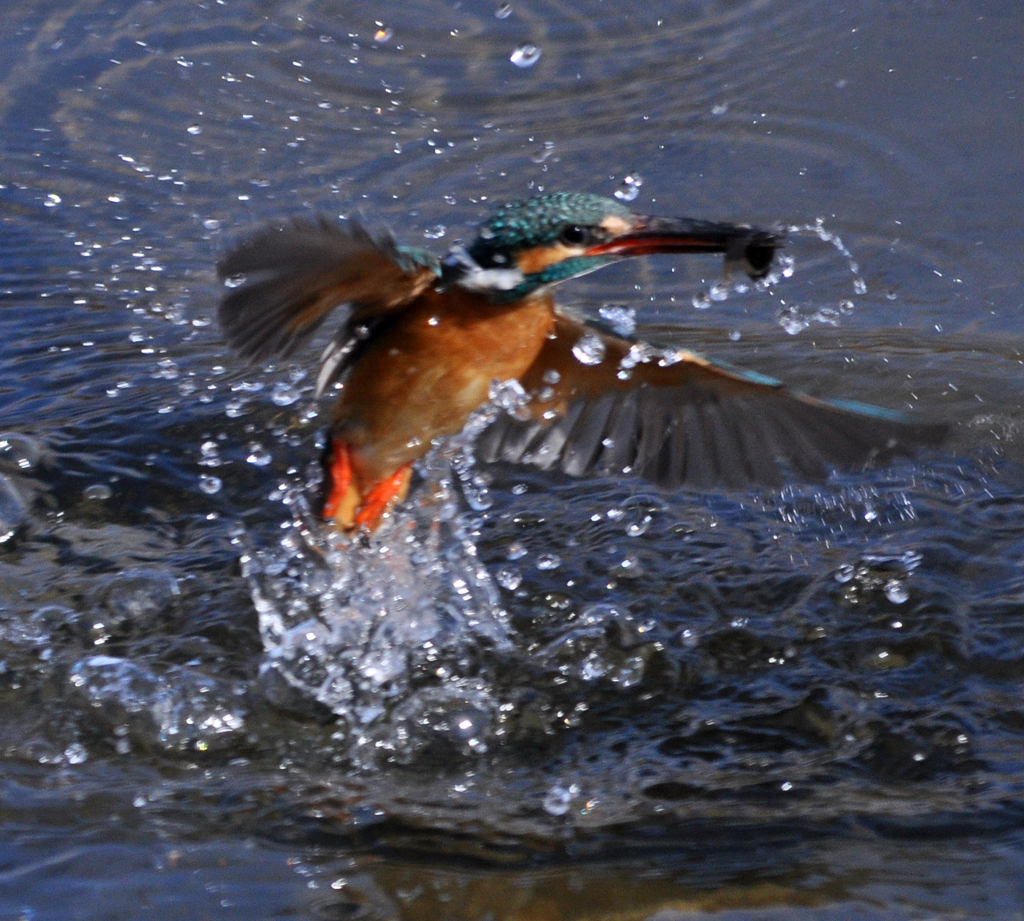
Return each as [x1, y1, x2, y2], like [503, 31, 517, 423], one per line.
[558, 225, 590, 246]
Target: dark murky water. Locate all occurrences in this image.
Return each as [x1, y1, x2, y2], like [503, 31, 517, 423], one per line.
[3, 1, 1024, 918]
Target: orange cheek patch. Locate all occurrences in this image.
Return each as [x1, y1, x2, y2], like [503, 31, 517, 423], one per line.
[599, 215, 633, 236]
[515, 243, 581, 275]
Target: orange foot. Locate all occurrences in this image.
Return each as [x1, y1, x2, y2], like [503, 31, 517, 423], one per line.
[354, 465, 413, 531]
[321, 439, 412, 533]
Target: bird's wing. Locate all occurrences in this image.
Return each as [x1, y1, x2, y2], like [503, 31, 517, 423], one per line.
[476, 311, 947, 488]
[217, 216, 438, 364]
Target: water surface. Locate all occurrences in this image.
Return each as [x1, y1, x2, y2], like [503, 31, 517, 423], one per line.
[2, 1, 1024, 918]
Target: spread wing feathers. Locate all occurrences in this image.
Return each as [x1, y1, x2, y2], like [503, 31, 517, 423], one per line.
[217, 216, 438, 363]
[476, 313, 947, 489]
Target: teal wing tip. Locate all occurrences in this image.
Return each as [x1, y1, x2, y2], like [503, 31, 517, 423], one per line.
[827, 397, 950, 445]
[736, 367, 784, 388]
[827, 397, 913, 422]
[396, 245, 442, 277]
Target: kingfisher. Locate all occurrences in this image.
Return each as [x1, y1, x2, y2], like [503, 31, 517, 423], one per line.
[217, 192, 945, 532]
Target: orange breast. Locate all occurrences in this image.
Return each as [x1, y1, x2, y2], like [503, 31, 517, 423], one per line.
[330, 287, 554, 488]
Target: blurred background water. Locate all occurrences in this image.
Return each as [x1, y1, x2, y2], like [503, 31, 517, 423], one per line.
[2, 1, 1024, 918]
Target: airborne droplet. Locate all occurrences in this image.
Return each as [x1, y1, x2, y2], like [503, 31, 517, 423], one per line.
[510, 44, 541, 68]
[246, 443, 272, 467]
[598, 305, 636, 337]
[572, 331, 606, 366]
[199, 475, 222, 495]
[614, 173, 643, 202]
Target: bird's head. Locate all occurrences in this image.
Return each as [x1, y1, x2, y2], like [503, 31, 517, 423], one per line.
[439, 191, 780, 302]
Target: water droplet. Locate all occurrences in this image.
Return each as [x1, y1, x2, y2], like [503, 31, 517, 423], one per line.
[496, 566, 522, 591]
[711, 102, 729, 116]
[225, 398, 246, 418]
[598, 305, 636, 337]
[373, 26, 393, 43]
[572, 331, 606, 366]
[199, 441, 221, 467]
[626, 515, 652, 537]
[246, 443, 272, 467]
[708, 282, 729, 302]
[495, 2, 512, 18]
[0, 474, 29, 545]
[777, 305, 809, 336]
[423, 224, 446, 240]
[187, 125, 202, 136]
[834, 563, 855, 584]
[531, 140, 556, 164]
[199, 474, 222, 495]
[536, 553, 560, 571]
[64, 743, 88, 765]
[44, 193, 61, 208]
[510, 43, 541, 68]
[507, 541, 528, 561]
[83, 484, 113, 501]
[543, 784, 578, 816]
[884, 579, 909, 604]
[614, 173, 643, 202]
[153, 357, 179, 380]
[270, 380, 301, 406]
[0, 432, 44, 472]
[489, 378, 529, 414]
[542, 368, 561, 385]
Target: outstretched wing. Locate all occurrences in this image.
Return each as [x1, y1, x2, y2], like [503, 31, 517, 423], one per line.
[477, 312, 947, 488]
[217, 216, 438, 364]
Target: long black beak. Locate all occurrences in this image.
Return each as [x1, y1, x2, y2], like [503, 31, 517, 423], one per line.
[584, 216, 783, 280]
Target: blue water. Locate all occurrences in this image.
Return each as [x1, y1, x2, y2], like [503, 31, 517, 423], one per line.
[2, 1, 1024, 918]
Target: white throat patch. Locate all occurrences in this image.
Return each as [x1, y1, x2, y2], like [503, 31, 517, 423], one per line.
[443, 245, 526, 292]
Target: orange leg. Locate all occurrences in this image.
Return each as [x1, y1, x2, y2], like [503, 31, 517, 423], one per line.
[353, 463, 412, 531]
[321, 439, 412, 533]
[321, 440, 354, 521]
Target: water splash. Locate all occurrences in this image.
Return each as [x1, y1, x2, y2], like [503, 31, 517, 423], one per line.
[770, 220, 869, 333]
[833, 550, 922, 606]
[690, 218, 866, 326]
[238, 387, 526, 757]
[787, 219, 865, 289]
[69, 656, 247, 755]
[776, 298, 854, 336]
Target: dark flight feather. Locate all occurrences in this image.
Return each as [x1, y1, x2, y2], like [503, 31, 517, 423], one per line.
[477, 312, 947, 489]
[217, 217, 438, 363]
